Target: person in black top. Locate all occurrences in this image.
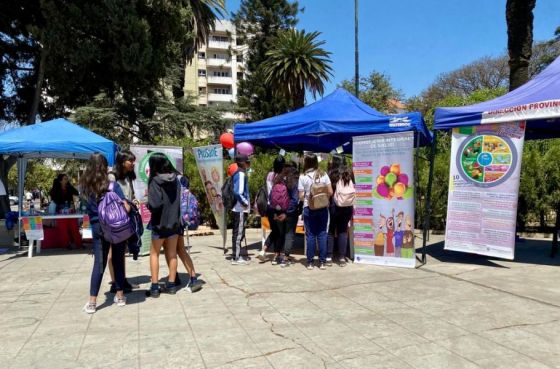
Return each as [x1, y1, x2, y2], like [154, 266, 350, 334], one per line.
[50, 173, 79, 211]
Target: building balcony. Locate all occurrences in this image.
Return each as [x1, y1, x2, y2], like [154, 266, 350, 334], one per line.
[207, 41, 231, 50]
[208, 93, 233, 102]
[207, 76, 233, 85]
[207, 58, 231, 67]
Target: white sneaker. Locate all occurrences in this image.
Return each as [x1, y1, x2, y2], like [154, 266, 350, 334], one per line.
[83, 302, 96, 314]
[236, 258, 250, 265]
[257, 250, 266, 261]
[113, 295, 126, 307]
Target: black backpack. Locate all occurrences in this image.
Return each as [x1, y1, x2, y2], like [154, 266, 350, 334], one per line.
[221, 171, 237, 211]
[254, 186, 268, 216]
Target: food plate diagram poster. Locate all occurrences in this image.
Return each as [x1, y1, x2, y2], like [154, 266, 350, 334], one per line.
[445, 122, 526, 260]
[352, 132, 416, 268]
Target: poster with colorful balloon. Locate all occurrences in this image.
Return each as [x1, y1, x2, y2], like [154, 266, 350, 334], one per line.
[193, 144, 225, 239]
[129, 145, 184, 256]
[444, 122, 525, 260]
[352, 132, 416, 268]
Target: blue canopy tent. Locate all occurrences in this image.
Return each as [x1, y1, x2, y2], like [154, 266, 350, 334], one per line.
[234, 88, 435, 264]
[434, 56, 560, 138]
[434, 56, 560, 257]
[0, 118, 118, 251]
[234, 88, 433, 152]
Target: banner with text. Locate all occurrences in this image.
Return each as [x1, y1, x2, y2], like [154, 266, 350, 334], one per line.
[445, 122, 525, 260]
[130, 145, 184, 255]
[193, 145, 225, 237]
[352, 132, 416, 268]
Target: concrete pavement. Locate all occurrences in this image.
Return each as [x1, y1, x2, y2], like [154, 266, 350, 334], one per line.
[1, 230, 560, 369]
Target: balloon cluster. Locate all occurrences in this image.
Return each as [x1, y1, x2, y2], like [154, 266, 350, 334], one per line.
[219, 132, 254, 157]
[374, 164, 413, 200]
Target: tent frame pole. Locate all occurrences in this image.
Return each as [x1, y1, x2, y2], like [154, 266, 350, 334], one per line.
[422, 132, 437, 265]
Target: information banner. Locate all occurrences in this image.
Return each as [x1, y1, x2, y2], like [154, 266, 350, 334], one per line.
[445, 122, 525, 260]
[193, 145, 225, 237]
[129, 145, 184, 256]
[352, 132, 416, 268]
[22, 216, 44, 240]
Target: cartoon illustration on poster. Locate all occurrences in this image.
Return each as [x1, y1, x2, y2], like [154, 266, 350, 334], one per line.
[445, 122, 525, 260]
[193, 145, 225, 237]
[352, 132, 416, 268]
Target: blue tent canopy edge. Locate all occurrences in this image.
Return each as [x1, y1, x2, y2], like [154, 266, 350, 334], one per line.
[0, 118, 118, 165]
[434, 56, 560, 140]
[234, 88, 433, 152]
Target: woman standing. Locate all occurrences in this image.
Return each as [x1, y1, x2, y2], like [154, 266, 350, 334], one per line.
[81, 153, 129, 313]
[298, 154, 333, 270]
[147, 153, 181, 297]
[276, 162, 300, 267]
[331, 166, 355, 266]
[50, 173, 82, 249]
[108, 150, 137, 293]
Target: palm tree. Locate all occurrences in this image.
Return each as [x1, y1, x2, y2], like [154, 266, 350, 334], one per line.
[262, 29, 333, 109]
[506, 0, 536, 91]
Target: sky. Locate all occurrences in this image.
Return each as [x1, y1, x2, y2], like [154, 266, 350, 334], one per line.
[225, 0, 560, 100]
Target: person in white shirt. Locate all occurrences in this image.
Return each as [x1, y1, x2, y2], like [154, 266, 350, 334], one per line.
[298, 154, 333, 270]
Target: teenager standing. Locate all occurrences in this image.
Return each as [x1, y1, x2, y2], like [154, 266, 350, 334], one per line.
[231, 154, 250, 265]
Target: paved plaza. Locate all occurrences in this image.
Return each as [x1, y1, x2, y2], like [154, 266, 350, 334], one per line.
[1, 230, 560, 369]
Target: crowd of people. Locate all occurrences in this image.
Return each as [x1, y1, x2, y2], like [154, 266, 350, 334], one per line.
[77, 149, 355, 314]
[81, 151, 201, 314]
[229, 153, 355, 270]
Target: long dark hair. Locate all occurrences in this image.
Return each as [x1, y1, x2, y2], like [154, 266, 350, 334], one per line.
[275, 163, 299, 190]
[303, 154, 319, 173]
[273, 155, 285, 174]
[338, 166, 353, 186]
[148, 153, 175, 184]
[115, 150, 136, 181]
[80, 153, 109, 200]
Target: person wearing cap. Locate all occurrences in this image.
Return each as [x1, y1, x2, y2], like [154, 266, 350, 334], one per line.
[231, 154, 251, 265]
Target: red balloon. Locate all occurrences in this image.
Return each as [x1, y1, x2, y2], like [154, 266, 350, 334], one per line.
[227, 163, 238, 177]
[220, 133, 235, 149]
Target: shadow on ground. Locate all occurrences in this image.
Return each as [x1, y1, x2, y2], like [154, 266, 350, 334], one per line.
[420, 238, 560, 267]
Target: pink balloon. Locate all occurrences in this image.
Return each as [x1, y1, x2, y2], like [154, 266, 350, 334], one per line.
[236, 142, 254, 156]
[397, 173, 409, 186]
[380, 166, 390, 176]
[377, 183, 389, 197]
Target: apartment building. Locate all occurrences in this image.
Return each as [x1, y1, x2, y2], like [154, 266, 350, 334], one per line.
[184, 20, 247, 112]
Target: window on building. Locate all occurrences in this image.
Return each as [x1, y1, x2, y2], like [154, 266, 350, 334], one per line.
[198, 69, 206, 77]
[211, 35, 229, 43]
[212, 71, 230, 77]
[237, 55, 243, 63]
[237, 72, 244, 80]
[198, 87, 207, 94]
[213, 88, 231, 95]
[198, 52, 206, 59]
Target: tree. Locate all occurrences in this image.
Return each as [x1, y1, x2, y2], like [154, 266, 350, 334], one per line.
[232, 0, 300, 121]
[506, 0, 536, 91]
[339, 71, 403, 114]
[262, 29, 332, 109]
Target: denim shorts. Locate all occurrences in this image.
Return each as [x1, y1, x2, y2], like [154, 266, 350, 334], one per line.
[151, 229, 179, 240]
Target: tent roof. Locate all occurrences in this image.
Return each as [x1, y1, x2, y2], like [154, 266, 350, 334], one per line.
[234, 88, 432, 152]
[434, 56, 560, 139]
[0, 118, 117, 165]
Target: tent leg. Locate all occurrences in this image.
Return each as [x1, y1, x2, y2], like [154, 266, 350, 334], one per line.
[551, 207, 559, 258]
[422, 132, 437, 265]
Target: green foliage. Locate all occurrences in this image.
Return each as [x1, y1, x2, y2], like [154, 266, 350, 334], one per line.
[7, 161, 56, 196]
[233, 0, 300, 121]
[339, 71, 404, 114]
[262, 29, 333, 109]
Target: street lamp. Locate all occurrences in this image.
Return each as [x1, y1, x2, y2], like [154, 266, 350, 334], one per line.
[354, 0, 359, 98]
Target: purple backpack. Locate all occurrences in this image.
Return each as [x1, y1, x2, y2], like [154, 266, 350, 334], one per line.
[98, 182, 133, 244]
[269, 178, 290, 212]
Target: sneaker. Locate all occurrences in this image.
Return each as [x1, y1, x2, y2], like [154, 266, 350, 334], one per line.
[165, 282, 178, 295]
[187, 277, 202, 293]
[326, 258, 333, 267]
[231, 258, 249, 265]
[280, 258, 291, 268]
[257, 250, 266, 261]
[113, 295, 126, 307]
[319, 263, 326, 270]
[271, 257, 281, 265]
[150, 285, 161, 298]
[339, 258, 347, 267]
[306, 263, 314, 270]
[83, 301, 96, 314]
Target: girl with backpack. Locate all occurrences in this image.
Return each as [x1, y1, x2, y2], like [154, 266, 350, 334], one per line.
[298, 154, 333, 270]
[275, 162, 300, 267]
[263, 156, 285, 264]
[81, 153, 130, 314]
[331, 166, 355, 266]
[326, 155, 344, 266]
[147, 153, 181, 297]
[107, 150, 138, 293]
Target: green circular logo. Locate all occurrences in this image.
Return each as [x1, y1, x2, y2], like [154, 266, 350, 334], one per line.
[138, 152, 176, 183]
